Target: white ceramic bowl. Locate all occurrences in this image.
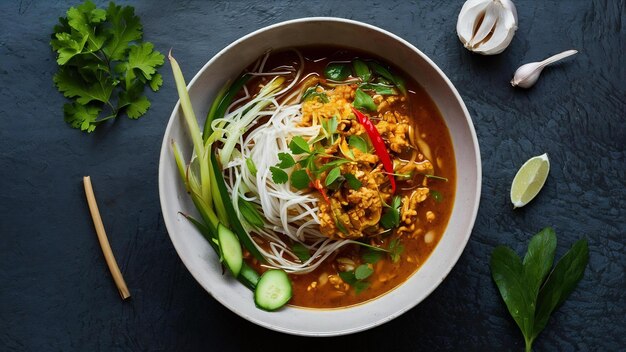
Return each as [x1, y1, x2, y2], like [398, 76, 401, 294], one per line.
[159, 17, 481, 336]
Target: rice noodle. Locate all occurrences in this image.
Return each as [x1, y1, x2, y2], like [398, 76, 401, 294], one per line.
[212, 49, 357, 274]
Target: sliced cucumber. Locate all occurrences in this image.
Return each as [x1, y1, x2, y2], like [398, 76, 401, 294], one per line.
[254, 269, 292, 311]
[217, 224, 242, 277]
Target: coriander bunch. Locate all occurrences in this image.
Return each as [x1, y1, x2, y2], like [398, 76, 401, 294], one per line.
[50, 1, 164, 132]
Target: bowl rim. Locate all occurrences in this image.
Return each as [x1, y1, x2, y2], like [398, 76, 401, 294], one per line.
[158, 16, 482, 336]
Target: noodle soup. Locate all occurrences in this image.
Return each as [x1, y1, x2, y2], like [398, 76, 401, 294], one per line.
[216, 47, 456, 309]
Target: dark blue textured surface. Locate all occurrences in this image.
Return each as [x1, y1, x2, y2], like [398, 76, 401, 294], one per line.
[1, 1, 624, 351]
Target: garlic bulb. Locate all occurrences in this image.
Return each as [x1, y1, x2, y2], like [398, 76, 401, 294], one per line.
[457, 0, 518, 55]
[511, 50, 578, 88]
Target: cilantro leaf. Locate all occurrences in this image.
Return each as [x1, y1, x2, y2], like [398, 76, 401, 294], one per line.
[276, 152, 296, 169]
[270, 167, 288, 184]
[338, 271, 357, 286]
[344, 173, 362, 190]
[430, 190, 443, 203]
[325, 166, 342, 186]
[63, 103, 101, 132]
[288, 136, 310, 155]
[290, 169, 311, 190]
[388, 238, 405, 263]
[102, 2, 142, 61]
[51, 1, 163, 133]
[362, 248, 384, 264]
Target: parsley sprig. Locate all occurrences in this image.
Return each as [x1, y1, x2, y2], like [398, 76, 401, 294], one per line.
[51, 1, 164, 132]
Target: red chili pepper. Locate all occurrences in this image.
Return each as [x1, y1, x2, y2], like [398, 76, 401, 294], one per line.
[351, 107, 396, 193]
[308, 171, 331, 204]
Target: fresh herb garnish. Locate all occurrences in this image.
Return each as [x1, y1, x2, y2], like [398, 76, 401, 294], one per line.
[339, 264, 373, 294]
[270, 166, 288, 184]
[353, 88, 377, 112]
[321, 116, 338, 144]
[352, 59, 371, 82]
[380, 195, 402, 229]
[369, 61, 406, 95]
[344, 173, 362, 190]
[324, 62, 351, 81]
[359, 83, 396, 95]
[425, 174, 449, 182]
[348, 135, 369, 153]
[291, 242, 311, 262]
[238, 198, 264, 228]
[288, 136, 311, 155]
[388, 238, 404, 263]
[362, 247, 384, 264]
[325, 166, 342, 186]
[290, 169, 311, 190]
[51, 1, 164, 132]
[430, 189, 443, 203]
[301, 86, 329, 103]
[276, 152, 296, 169]
[490, 227, 589, 352]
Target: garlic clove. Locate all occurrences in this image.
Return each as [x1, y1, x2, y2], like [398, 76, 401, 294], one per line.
[511, 49, 578, 88]
[457, 0, 518, 55]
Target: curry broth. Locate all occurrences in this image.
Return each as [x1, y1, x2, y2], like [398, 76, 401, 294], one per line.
[240, 47, 456, 309]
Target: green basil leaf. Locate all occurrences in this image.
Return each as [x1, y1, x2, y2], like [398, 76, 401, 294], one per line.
[288, 135, 310, 155]
[324, 62, 351, 80]
[362, 248, 383, 264]
[369, 61, 406, 95]
[359, 83, 396, 95]
[523, 227, 557, 298]
[352, 88, 377, 112]
[302, 86, 329, 103]
[354, 264, 373, 280]
[270, 166, 288, 184]
[533, 238, 589, 339]
[290, 169, 311, 190]
[276, 152, 296, 169]
[491, 246, 536, 343]
[348, 135, 368, 153]
[354, 280, 370, 294]
[352, 59, 371, 81]
[325, 166, 342, 186]
[430, 189, 443, 203]
[338, 271, 357, 286]
[291, 242, 311, 262]
[344, 173, 362, 190]
[238, 197, 264, 228]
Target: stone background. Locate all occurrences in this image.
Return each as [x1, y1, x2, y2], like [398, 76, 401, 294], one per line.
[1, 0, 624, 350]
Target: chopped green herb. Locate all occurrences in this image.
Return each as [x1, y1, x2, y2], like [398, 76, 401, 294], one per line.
[301, 86, 329, 103]
[288, 136, 310, 155]
[321, 116, 338, 144]
[359, 83, 396, 95]
[51, 1, 164, 132]
[290, 169, 311, 190]
[362, 248, 384, 264]
[369, 61, 406, 95]
[325, 166, 342, 186]
[380, 195, 402, 229]
[352, 59, 371, 82]
[316, 158, 351, 175]
[352, 88, 377, 112]
[491, 228, 589, 352]
[425, 174, 449, 182]
[388, 238, 404, 263]
[339, 267, 371, 294]
[238, 198, 264, 228]
[344, 173, 362, 190]
[276, 152, 296, 169]
[430, 189, 443, 203]
[291, 242, 311, 262]
[348, 135, 369, 153]
[324, 62, 351, 81]
[270, 166, 288, 184]
[354, 264, 374, 280]
[246, 157, 258, 176]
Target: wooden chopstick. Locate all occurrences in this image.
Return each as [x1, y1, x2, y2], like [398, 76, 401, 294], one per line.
[83, 176, 131, 300]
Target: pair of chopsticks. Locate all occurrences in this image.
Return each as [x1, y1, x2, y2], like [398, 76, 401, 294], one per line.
[83, 176, 131, 300]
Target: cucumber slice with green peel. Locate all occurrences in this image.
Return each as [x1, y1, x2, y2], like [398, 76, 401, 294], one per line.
[217, 224, 242, 277]
[254, 269, 292, 311]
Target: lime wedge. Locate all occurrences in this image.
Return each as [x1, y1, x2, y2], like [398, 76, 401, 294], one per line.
[510, 153, 550, 208]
